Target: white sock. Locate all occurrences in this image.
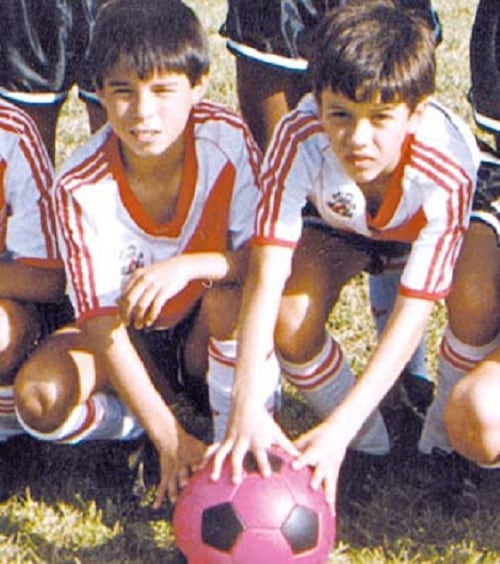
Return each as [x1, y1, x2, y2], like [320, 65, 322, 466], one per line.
[370, 269, 429, 379]
[419, 327, 500, 454]
[17, 392, 143, 443]
[279, 335, 390, 455]
[207, 338, 281, 443]
[0, 385, 24, 441]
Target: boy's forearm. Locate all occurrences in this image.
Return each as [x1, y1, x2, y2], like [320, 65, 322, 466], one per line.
[182, 247, 250, 285]
[83, 316, 179, 449]
[233, 245, 292, 403]
[324, 295, 434, 441]
[0, 262, 65, 302]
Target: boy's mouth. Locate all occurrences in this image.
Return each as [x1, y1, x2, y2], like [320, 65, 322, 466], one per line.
[345, 153, 374, 168]
[130, 128, 160, 142]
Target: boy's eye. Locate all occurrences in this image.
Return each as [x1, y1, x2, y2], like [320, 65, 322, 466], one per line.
[152, 86, 176, 95]
[328, 109, 350, 120]
[372, 112, 393, 121]
[111, 87, 132, 95]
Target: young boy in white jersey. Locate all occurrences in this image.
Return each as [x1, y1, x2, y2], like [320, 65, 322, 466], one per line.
[14, 0, 262, 507]
[210, 0, 482, 509]
[0, 98, 66, 495]
[221, 0, 443, 452]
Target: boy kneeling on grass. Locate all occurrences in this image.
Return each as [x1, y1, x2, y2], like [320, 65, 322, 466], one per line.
[14, 0, 263, 508]
[211, 0, 488, 511]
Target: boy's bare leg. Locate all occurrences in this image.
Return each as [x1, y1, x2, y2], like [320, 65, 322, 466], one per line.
[275, 226, 390, 455]
[420, 222, 500, 455]
[445, 346, 500, 466]
[14, 326, 141, 442]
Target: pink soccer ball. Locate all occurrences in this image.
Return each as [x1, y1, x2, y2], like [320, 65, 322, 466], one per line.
[173, 447, 336, 563]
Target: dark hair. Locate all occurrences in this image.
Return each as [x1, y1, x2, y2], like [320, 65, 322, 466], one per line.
[310, 0, 436, 109]
[88, 0, 210, 89]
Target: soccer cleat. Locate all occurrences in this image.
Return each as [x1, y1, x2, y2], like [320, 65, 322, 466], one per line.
[469, 0, 500, 133]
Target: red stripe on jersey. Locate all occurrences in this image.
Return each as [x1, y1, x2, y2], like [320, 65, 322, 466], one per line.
[0, 105, 56, 259]
[19, 137, 57, 259]
[370, 137, 410, 229]
[193, 101, 262, 192]
[56, 148, 110, 316]
[257, 112, 323, 241]
[408, 141, 473, 295]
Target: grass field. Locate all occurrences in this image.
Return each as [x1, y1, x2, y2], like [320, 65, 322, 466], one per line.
[3, 0, 500, 562]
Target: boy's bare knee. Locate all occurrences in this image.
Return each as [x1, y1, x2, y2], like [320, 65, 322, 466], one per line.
[446, 377, 500, 464]
[15, 360, 77, 433]
[276, 297, 328, 362]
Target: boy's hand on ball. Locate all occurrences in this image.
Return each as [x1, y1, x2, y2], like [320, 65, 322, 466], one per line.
[210, 401, 298, 484]
[293, 422, 347, 509]
[153, 427, 208, 508]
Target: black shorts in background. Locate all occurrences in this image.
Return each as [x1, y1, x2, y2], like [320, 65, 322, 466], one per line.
[0, 0, 105, 105]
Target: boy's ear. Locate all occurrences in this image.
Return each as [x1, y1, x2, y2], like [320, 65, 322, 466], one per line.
[408, 97, 428, 133]
[192, 73, 209, 104]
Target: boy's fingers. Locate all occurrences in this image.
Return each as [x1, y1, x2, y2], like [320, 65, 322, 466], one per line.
[276, 433, 300, 457]
[254, 447, 272, 477]
[210, 441, 232, 481]
[153, 477, 168, 509]
[230, 439, 251, 484]
[324, 475, 337, 510]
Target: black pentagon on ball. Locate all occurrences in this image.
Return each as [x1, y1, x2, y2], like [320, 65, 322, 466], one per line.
[242, 450, 284, 474]
[281, 504, 319, 554]
[201, 502, 244, 551]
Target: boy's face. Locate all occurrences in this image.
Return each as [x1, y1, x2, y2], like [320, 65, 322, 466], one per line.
[318, 89, 424, 187]
[97, 61, 206, 161]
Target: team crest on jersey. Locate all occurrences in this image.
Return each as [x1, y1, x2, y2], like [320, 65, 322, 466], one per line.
[119, 243, 146, 278]
[326, 191, 356, 218]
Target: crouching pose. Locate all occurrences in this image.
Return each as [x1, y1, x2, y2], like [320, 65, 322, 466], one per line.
[211, 0, 479, 509]
[14, 0, 263, 507]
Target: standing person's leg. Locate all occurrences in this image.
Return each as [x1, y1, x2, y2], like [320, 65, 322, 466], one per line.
[0, 0, 107, 163]
[235, 57, 309, 150]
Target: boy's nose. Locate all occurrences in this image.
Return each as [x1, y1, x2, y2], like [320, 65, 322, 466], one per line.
[350, 119, 372, 146]
[132, 91, 153, 117]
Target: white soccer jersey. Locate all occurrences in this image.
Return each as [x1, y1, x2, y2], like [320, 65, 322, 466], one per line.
[256, 94, 480, 300]
[54, 101, 261, 327]
[0, 99, 58, 266]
